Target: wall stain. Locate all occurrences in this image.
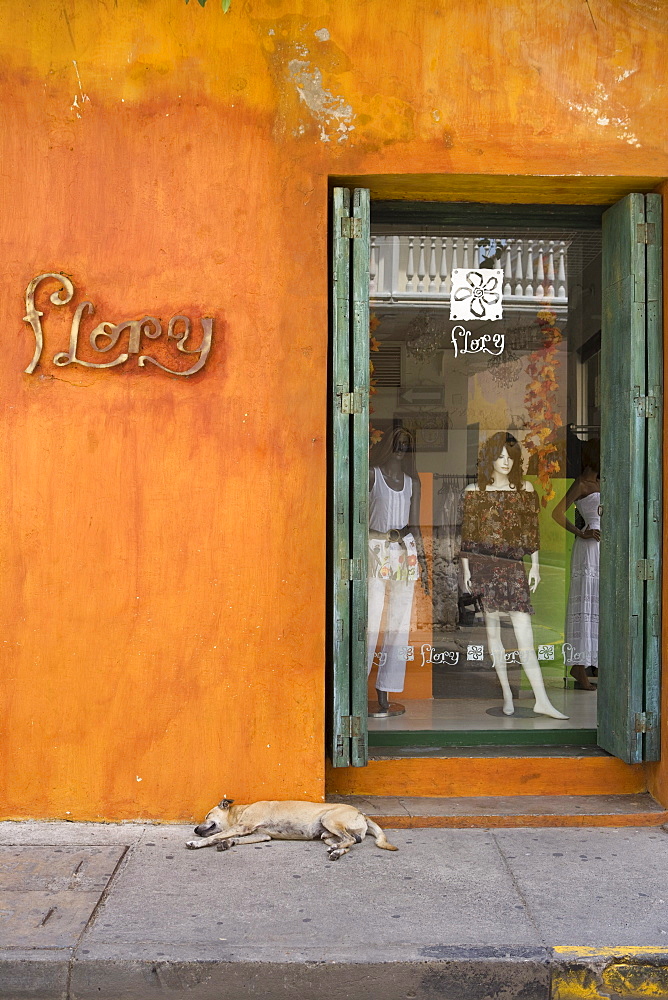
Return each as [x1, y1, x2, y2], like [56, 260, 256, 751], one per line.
[288, 58, 354, 143]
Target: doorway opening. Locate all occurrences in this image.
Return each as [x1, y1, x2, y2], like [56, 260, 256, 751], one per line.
[330, 186, 661, 774]
[367, 214, 601, 747]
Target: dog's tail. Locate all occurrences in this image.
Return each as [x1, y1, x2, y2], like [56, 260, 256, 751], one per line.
[365, 816, 398, 851]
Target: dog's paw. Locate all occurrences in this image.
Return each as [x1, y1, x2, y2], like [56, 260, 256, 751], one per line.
[216, 839, 233, 852]
[185, 840, 203, 850]
[327, 848, 344, 861]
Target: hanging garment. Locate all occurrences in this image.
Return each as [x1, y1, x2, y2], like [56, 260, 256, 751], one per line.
[432, 481, 461, 629]
[564, 491, 600, 668]
[460, 487, 540, 615]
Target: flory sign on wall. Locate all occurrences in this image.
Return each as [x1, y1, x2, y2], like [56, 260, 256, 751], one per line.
[23, 273, 214, 377]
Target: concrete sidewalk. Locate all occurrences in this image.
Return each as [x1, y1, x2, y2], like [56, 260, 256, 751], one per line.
[1, 820, 667, 999]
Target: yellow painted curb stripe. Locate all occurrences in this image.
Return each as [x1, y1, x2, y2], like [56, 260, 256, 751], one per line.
[551, 968, 608, 1000]
[554, 947, 668, 957]
[604, 964, 668, 997]
[552, 949, 668, 999]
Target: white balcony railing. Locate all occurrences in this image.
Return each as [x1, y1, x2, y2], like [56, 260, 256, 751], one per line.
[370, 235, 568, 312]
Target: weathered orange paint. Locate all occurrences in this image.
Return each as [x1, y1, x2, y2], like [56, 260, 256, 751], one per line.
[326, 757, 647, 799]
[0, 0, 667, 819]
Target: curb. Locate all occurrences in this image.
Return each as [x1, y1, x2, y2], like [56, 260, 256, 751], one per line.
[2, 948, 668, 1000]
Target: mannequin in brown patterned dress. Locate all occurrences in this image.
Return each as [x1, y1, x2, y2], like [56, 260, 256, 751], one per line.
[460, 432, 568, 720]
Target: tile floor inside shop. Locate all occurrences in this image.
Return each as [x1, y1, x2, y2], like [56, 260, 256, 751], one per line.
[368, 689, 596, 732]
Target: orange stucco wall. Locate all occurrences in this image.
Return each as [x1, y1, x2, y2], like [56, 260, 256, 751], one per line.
[1, 0, 667, 820]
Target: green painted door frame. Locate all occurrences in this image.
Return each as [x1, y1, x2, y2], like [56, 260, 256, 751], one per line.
[330, 188, 662, 768]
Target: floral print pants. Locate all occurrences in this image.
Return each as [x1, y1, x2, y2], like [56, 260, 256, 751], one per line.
[367, 537, 418, 693]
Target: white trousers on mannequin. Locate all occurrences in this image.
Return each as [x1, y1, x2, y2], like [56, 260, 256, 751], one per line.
[367, 577, 415, 693]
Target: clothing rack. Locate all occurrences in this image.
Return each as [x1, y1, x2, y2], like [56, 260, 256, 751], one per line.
[434, 473, 476, 493]
[568, 423, 600, 440]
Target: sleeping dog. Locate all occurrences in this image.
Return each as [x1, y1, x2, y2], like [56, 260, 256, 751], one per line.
[186, 798, 398, 861]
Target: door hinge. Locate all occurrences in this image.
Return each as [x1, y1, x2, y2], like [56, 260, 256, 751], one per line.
[637, 222, 656, 245]
[636, 558, 655, 581]
[634, 711, 656, 734]
[340, 715, 363, 737]
[341, 217, 362, 239]
[341, 558, 362, 581]
[635, 393, 657, 418]
[337, 389, 363, 414]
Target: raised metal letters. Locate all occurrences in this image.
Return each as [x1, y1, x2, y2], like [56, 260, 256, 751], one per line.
[24, 273, 75, 374]
[23, 274, 213, 377]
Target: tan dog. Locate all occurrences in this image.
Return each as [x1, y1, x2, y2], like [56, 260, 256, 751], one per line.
[186, 798, 398, 861]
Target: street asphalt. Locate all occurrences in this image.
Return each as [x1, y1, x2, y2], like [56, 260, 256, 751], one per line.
[1, 819, 667, 999]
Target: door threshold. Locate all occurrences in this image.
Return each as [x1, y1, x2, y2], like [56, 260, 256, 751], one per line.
[369, 729, 599, 749]
[370, 744, 607, 758]
[326, 793, 668, 828]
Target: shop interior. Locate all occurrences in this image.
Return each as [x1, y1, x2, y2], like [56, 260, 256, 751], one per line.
[366, 223, 602, 742]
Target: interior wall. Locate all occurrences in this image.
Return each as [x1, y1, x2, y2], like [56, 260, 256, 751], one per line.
[1, 0, 667, 819]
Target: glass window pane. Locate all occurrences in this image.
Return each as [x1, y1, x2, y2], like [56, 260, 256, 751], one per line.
[366, 223, 601, 739]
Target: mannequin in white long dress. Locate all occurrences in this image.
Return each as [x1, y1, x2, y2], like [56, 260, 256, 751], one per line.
[552, 439, 600, 690]
[367, 427, 429, 717]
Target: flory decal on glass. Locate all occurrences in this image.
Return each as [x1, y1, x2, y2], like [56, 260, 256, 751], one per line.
[421, 645, 460, 667]
[23, 273, 214, 377]
[449, 268, 504, 321]
[451, 325, 505, 359]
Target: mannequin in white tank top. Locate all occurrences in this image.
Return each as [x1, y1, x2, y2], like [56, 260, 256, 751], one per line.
[367, 427, 429, 717]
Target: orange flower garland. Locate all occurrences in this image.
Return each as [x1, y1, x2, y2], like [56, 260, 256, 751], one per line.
[523, 309, 563, 506]
[369, 313, 384, 447]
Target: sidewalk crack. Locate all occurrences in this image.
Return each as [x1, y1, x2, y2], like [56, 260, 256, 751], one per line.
[489, 830, 544, 942]
[66, 832, 143, 998]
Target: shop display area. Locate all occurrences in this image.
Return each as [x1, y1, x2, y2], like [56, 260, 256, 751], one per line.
[364, 221, 602, 747]
[367, 689, 596, 733]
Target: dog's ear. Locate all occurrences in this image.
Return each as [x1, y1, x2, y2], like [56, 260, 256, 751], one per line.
[218, 798, 234, 809]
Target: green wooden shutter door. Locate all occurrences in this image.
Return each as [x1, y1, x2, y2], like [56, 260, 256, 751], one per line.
[331, 187, 352, 767]
[643, 193, 663, 762]
[598, 193, 662, 763]
[350, 189, 370, 767]
[330, 188, 370, 767]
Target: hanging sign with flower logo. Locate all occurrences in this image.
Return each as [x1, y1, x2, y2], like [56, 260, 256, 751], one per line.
[449, 269, 504, 321]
